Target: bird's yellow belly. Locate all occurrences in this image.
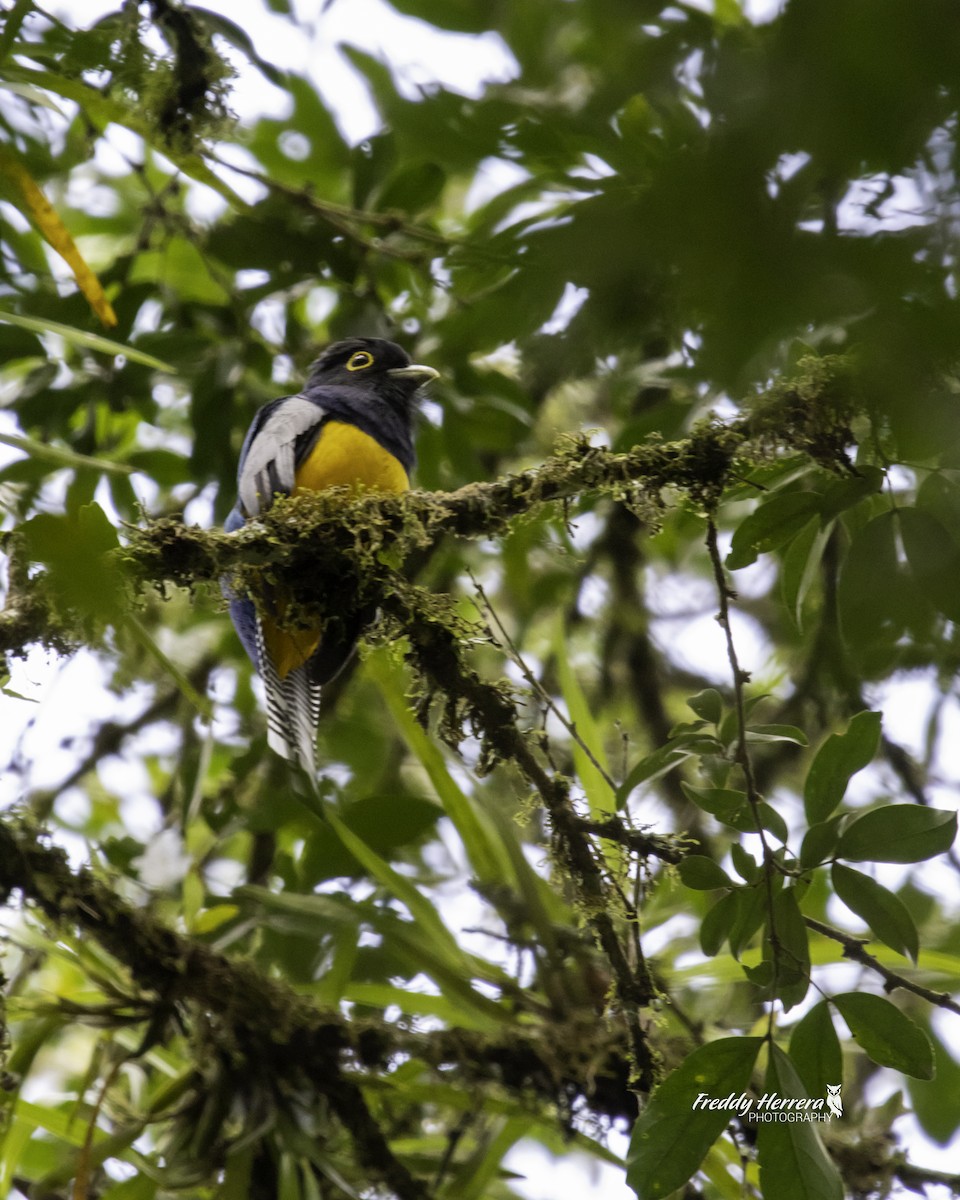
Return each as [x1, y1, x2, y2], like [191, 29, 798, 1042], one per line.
[264, 420, 409, 678]
[294, 420, 410, 495]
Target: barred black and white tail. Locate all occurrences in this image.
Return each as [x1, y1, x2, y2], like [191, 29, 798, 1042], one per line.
[254, 615, 321, 782]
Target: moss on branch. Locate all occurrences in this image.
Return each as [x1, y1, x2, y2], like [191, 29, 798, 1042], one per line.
[0, 354, 856, 657]
[0, 816, 637, 1192]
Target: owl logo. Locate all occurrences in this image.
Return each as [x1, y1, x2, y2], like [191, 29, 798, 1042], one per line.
[826, 1084, 843, 1119]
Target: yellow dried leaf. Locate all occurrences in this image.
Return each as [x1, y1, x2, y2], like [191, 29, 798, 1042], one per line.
[0, 143, 118, 327]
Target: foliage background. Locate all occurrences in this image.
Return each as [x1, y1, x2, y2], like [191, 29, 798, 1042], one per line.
[1, 0, 960, 1197]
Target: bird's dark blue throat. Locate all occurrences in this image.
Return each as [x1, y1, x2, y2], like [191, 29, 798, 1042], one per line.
[299, 337, 439, 474]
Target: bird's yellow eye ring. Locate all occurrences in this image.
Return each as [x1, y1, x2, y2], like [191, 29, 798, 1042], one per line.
[346, 350, 374, 371]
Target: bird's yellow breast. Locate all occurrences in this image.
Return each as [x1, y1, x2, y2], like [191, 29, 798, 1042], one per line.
[294, 420, 409, 495]
[265, 420, 409, 679]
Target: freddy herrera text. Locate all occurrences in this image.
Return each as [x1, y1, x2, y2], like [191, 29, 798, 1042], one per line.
[693, 1092, 831, 1118]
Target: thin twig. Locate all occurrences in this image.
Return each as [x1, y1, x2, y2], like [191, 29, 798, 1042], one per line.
[705, 517, 781, 1033]
[805, 916, 960, 1015]
[470, 573, 619, 797]
[210, 154, 453, 250]
[383, 580, 659, 1088]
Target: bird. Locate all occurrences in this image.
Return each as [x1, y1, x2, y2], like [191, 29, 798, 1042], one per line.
[223, 337, 439, 779]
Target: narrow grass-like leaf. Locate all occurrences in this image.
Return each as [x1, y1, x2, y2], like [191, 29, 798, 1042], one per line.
[122, 615, 213, 719]
[0, 310, 174, 371]
[456, 1115, 532, 1200]
[0, 144, 117, 326]
[370, 652, 506, 884]
[0, 432, 134, 475]
[554, 616, 614, 822]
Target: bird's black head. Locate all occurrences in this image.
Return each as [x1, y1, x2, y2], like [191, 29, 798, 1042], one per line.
[306, 338, 438, 405]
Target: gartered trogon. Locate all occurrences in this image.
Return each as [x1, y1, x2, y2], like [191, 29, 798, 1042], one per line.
[224, 337, 438, 777]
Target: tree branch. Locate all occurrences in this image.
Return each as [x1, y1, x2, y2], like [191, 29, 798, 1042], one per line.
[0, 817, 640, 1191]
[0, 817, 428, 1200]
[379, 577, 662, 1088]
[1, 353, 856, 657]
[805, 916, 960, 1015]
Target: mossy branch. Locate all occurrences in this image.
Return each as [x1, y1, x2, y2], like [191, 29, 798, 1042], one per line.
[1, 354, 856, 656]
[0, 818, 635, 1193]
[0, 354, 858, 1098]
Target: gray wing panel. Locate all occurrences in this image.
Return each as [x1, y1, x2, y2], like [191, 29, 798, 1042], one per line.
[238, 396, 325, 517]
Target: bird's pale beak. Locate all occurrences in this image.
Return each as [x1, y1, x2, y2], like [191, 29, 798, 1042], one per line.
[386, 364, 440, 387]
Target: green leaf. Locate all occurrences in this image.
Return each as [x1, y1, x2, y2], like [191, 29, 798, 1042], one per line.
[837, 511, 904, 656]
[454, 1115, 532, 1200]
[0, 431, 135, 476]
[831, 992, 934, 1079]
[677, 855, 733, 890]
[325, 810, 461, 959]
[554, 615, 615, 822]
[837, 805, 957, 864]
[0, 309, 174, 371]
[907, 1028, 960, 1145]
[343, 981, 488, 1026]
[376, 161, 446, 215]
[626, 1037, 764, 1199]
[804, 710, 882, 823]
[917, 471, 960, 535]
[121, 615, 213, 718]
[717, 692, 770, 746]
[727, 492, 821, 570]
[377, 0, 490, 32]
[723, 801, 789, 845]
[789, 1002, 842, 1099]
[898, 505, 960, 623]
[745, 723, 808, 746]
[191, 8, 287, 84]
[700, 891, 738, 956]
[20, 503, 125, 626]
[302, 793, 443, 880]
[2, 65, 252, 212]
[818, 466, 884, 519]
[781, 515, 833, 630]
[129, 238, 230, 305]
[799, 816, 844, 868]
[730, 843, 759, 883]
[617, 744, 690, 806]
[831, 862, 919, 962]
[369, 652, 506, 885]
[729, 884, 767, 960]
[770, 888, 810, 1011]
[756, 1044, 844, 1200]
[687, 688, 723, 724]
[680, 784, 746, 816]
[744, 724, 811, 744]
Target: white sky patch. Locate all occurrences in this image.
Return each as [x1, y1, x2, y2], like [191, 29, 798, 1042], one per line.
[839, 173, 929, 234]
[655, 604, 768, 684]
[464, 157, 531, 214]
[133, 826, 191, 889]
[578, 573, 609, 619]
[540, 282, 590, 336]
[506, 1140, 633, 1200]
[303, 0, 518, 139]
[48, 0, 517, 144]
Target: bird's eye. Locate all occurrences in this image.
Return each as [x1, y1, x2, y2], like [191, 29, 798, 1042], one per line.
[346, 350, 374, 371]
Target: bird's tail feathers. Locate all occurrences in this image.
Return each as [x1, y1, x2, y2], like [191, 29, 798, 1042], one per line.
[255, 615, 321, 782]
